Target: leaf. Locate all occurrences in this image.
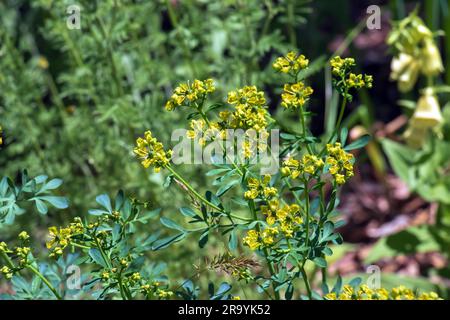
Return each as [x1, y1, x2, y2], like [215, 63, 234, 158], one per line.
[180, 207, 196, 218]
[380, 138, 414, 183]
[211, 282, 232, 300]
[216, 179, 239, 197]
[365, 226, 441, 264]
[160, 217, 184, 231]
[151, 233, 186, 250]
[344, 134, 371, 151]
[42, 179, 63, 191]
[38, 196, 69, 209]
[34, 199, 48, 214]
[88, 209, 108, 216]
[285, 283, 294, 300]
[95, 194, 112, 213]
[321, 221, 334, 240]
[198, 230, 209, 248]
[88, 249, 107, 268]
[340, 127, 348, 145]
[114, 190, 125, 211]
[348, 277, 362, 288]
[332, 275, 342, 294]
[206, 168, 230, 176]
[313, 257, 327, 268]
[228, 230, 237, 251]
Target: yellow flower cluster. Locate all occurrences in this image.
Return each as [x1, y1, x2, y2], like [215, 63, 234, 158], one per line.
[325, 143, 354, 185]
[388, 12, 443, 92]
[0, 232, 33, 279]
[134, 130, 172, 172]
[186, 119, 223, 146]
[346, 73, 373, 89]
[222, 86, 269, 132]
[324, 285, 441, 300]
[165, 79, 215, 111]
[273, 52, 309, 74]
[242, 174, 305, 249]
[140, 281, 174, 299]
[46, 217, 84, 258]
[330, 56, 356, 75]
[282, 154, 324, 179]
[281, 82, 314, 109]
[260, 200, 303, 237]
[244, 175, 278, 200]
[0, 266, 12, 279]
[330, 56, 373, 90]
[243, 227, 279, 250]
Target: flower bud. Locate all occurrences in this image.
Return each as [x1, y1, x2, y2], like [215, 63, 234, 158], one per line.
[421, 39, 444, 76]
[411, 89, 443, 128]
[390, 53, 421, 93]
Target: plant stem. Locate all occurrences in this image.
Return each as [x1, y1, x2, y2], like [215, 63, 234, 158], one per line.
[320, 92, 348, 156]
[299, 106, 312, 154]
[303, 178, 310, 250]
[318, 186, 328, 288]
[0, 251, 14, 269]
[248, 200, 280, 300]
[299, 266, 312, 299]
[287, 0, 297, 48]
[166, 165, 251, 221]
[27, 265, 62, 300]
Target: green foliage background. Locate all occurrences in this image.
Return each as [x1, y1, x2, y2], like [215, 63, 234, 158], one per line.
[1, 0, 449, 299]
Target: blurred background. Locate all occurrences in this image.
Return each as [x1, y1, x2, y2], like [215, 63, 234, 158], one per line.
[0, 0, 449, 298]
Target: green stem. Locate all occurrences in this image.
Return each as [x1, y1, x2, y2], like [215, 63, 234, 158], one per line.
[299, 266, 312, 299]
[287, 0, 297, 48]
[0, 251, 14, 269]
[249, 200, 280, 300]
[27, 265, 62, 300]
[320, 92, 348, 156]
[166, 165, 251, 221]
[303, 178, 310, 251]
[299, 106, 312, 154]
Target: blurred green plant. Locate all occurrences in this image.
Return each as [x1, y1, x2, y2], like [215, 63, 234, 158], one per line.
[0, 0, 312, 215]
[365, 8, 450, 283]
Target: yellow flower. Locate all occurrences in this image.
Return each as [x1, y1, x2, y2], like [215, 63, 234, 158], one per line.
[241, 141, 253, 159]
[326, 285, 442, 300]
[156, 289, 174, 299]
[324, 292, 337, 300]
[101, 271, 110, 280]
[244, 175, 278, 200]
[0, 242, 8, 253]
[282, 154, 324, 179]
[281, 82, 314, 109]
[131, 272, 141, 281]
[134, 130, 172, 172]
[38, 56, 49, 69]
[165, 79, 215, 111]
[261, 227, 278, 246]
[1, 266, 13, 279]
[273, 52, 309, 74]
[390, 53, 421, 93]
[404, 89, 443, 148]
[330, 56, 355, 75]
[243, 230, 261, 250]
[225, 86, 269, 131]
[18, 231, 30, 241]
[330, 56, 372, 92]
[325, 143, 354, 185]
